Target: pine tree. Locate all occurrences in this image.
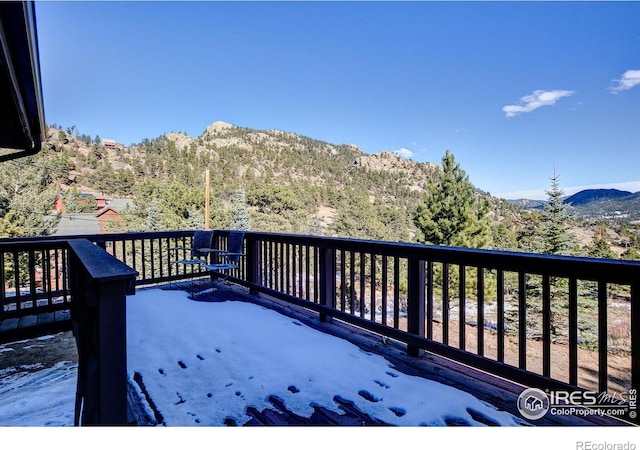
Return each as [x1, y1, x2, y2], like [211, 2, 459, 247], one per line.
[230, 189, 250, 230]
[586, 223, 615, 259]
[412, 150, 491, 248]
[541, 171, 574, 255]
[144, 199, 165, 231]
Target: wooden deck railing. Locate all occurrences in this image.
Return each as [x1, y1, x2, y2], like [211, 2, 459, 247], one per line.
[213, 231, 640, 402]
[0, 236, 137, 425]
[0, 238, 71, 320]
[2, 230, 639, 423]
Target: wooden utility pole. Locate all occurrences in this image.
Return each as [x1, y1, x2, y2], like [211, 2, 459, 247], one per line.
[205, 168, 210, 229]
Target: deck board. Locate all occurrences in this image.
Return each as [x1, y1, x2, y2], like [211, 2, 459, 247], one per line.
[0, 309, 71, 344]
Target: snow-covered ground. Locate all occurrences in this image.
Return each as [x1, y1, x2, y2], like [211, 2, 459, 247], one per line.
[0, 331, 77, 427]
[127, 288, 523, 426]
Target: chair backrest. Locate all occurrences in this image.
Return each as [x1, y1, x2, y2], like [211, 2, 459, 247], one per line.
[224, 230, 245, 263]
[191, 230, 214, 258]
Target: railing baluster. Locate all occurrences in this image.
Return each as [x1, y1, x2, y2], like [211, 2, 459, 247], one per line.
[62, 247, 69, 303]
[315, 246, 320, 304]
[442, 263, 449, 346]
[426, 260, 433, 340]
[340, 250, 346, 313]
[598, 280, 608, 393]
[13, 251, 20, 312]
[45, 249, 53, 306]
[407, 257, 425, 357]
[569, 277, 578, 385]
[298, 244, 303, 297]
[54, 248, 60, 293]
[0, 251, 5, 314]
[542, 274, 551, 377]
[270, 241, 275, 290]
[370, 253, 376, 322]
[381, 255, 388, 326]
[288, 243, 292, 294]
[150, 239, 155, 280]
[518, 271, 527, 370]
[359, 252, 366, 318]
[477, 267, 484, 357]
[497, 269, 505, 363]
[459, 264, 466, 351]
[393, 256, 400, 329]
[350, 251, 356, 315]
[158, 238, 164, 279]
[262, 240, 268, 288]
[305, 245, 311, 301]
[278, 242, 284, 293]
[132, 239, 138, 278]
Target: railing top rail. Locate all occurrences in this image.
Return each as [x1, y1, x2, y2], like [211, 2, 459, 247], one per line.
[0, 238, 70, 250]
[236, 230, 640, 284]
[1, 229, 638, 284]
[67, 239, 138, 284]
[0, 230, 196, 245]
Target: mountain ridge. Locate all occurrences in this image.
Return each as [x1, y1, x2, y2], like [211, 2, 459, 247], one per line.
[508, 188, 640, 220]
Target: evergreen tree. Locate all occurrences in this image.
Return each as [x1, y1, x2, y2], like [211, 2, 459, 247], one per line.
[230, 189, 250, 230]
[0, 161, 60, 237]
[621, 247, 640, 261]
[307, 217, 324, 236]
[585, 223, 615, 259]
[412, 150, 491, 248]
[144, 199, 165, 231]
[184, 206, 205, 230]
[541, 171, 574, 255]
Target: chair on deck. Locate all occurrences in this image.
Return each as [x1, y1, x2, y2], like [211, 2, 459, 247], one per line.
[169, 230, 214, 293]
[204, 230, 245, 286]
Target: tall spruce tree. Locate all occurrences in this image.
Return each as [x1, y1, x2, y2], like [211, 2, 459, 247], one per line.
[541, 171, 574, 255]
[412, 150, 491, 248]
[230, 189, 250, 230]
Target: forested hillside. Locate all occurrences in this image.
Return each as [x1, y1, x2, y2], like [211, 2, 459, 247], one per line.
[1, 121, 638, 260]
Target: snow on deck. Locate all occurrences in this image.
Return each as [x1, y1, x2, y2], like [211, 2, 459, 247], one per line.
[126, 288, 524, 426]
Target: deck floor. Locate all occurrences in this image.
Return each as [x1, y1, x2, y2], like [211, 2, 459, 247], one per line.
[0, 309, 71, 344]
[130, 280, 630, 427]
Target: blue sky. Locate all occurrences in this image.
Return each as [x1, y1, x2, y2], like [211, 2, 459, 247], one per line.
[35, 1, 639, 199]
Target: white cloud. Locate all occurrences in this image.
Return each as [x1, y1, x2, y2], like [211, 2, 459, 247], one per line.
[502, 89, 576, 118]
[395, 148, 414, 159]
[609, 69, 640, 94]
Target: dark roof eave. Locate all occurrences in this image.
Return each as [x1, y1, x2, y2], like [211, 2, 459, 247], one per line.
[0, 1, 45, 161]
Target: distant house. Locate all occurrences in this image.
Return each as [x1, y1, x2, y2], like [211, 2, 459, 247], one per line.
[52, 192, 105, 214]
[50, 197, 132, 236]
[96, 206, 122, 234]
[102, 138, 124, 150]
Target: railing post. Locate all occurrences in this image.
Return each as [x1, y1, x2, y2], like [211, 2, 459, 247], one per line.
[319, 247, 336, 322]
[407, 258, 425, 357]
[68, 239, 137, 426]
[246, 236, 260, 295]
